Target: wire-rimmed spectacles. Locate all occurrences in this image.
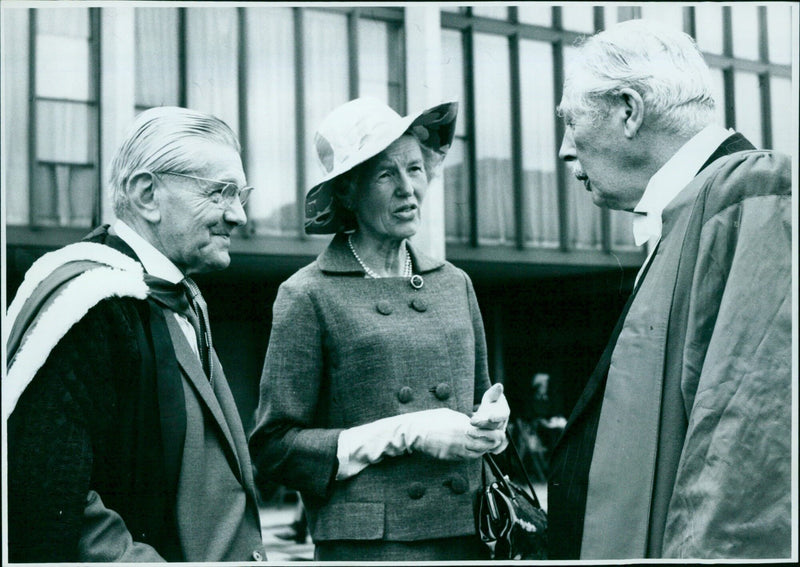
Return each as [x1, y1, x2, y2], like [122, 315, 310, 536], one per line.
[156, 171, 254, 206]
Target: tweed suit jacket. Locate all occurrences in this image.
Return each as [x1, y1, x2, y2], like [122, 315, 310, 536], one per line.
[249, 232, 492, 543]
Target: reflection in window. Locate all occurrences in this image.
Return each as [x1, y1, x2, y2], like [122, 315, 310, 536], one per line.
[303, 11, 350, 192]
[245, 7, 297, 236]
[610, 209, 636, 250]
[33, 8, 98, 228]
[441, 29, 469, 244]
[731, 4, 760, 61]
[473, 33, 513, 245]
[734, 72, 763, 147]
[519, 40, 558, 248]
[693, 4, 724, 55]
[471, 6, 508, 20]
[766, 4, 793, 65]
[135, 8, 180, 108]
[186, 8, 239, 133]
[769, 77, 793, 155]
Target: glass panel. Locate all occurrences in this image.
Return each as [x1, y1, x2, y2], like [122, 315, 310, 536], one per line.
[37, 7, 89, 36]
[639, 4, 685, 32]
[303, 11, 350, 191]
[693, 4, 724, 55]
[245, 7, 298, 237]
[769, 77, 792, 155]
[443, 140, 471, 244]
[563, 47, 602, 249]
[560, 5, 595, 33]
[441, 29, 469, 244]
[709, 67, 727, 128]
[610, 209, 636, 249]
[440, 6, 464, 14]
[520, 40, 558, 248]
[473, 33, 513, 246]
[767, 4, 793, 65]
[135, 8, 180, 107]
[359, 19, 390, 104]
[734, 72, 762, 147]
[731, 4, 760, 61]
[4, 7, 30, 225]
[186, 8, 239, 133]
[472, 6, 508, 20]
[36, 100, 94, 163]
[518, 5, 551, 26]
[441, 29, 466, 137]
[36, 33, 91, 101]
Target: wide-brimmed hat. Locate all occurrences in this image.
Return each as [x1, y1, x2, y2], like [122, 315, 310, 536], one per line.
[304, 97, 458, 234]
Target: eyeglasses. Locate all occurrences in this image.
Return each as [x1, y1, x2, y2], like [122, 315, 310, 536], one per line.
[156, 171, 254, 206]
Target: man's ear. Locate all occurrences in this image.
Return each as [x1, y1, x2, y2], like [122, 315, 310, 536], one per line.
[127, 171, 161, 223]
[619, 88, 644, 138]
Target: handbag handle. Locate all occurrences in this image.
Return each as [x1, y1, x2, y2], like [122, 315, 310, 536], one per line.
[484, 432, 542, 509]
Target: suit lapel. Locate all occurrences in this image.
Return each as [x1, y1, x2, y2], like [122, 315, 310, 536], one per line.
[163, 313, 243, 482]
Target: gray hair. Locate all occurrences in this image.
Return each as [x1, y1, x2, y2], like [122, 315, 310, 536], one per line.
[109, 106, 241, 218]
[557, 19, 717, 137]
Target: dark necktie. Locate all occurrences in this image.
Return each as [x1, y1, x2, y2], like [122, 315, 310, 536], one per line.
[144, 274, 213, 383]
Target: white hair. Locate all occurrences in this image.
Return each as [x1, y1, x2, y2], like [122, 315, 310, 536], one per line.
[558, 19, 717, 137]
[109, 106, 240, 219]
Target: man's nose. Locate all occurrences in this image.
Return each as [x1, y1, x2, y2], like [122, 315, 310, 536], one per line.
[223, 198, 247, 226]
[558, 129, 576, 162]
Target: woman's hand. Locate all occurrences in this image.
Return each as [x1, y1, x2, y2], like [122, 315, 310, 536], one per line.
[469, 383, 510, 453]
[406, 408, 507, 460]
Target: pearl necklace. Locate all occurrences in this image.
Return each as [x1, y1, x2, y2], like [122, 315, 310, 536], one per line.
[348, 234, 412, 279]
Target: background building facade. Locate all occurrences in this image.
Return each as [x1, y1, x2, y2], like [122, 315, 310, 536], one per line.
[3, 3, 797, 430]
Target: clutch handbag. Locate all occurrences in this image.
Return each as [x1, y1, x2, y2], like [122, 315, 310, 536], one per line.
[475, 435, 548, 560]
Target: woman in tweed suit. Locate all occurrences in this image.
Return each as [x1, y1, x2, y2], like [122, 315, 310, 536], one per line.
[249, 98, 510, 561]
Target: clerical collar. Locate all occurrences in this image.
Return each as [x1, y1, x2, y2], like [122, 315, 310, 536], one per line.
[632, 124, 734, 246]
[112, 219, 185, 284]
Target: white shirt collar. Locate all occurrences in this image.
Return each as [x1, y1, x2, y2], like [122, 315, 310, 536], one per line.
[112, 219, 185, 284]
[632, 124, 734, 246]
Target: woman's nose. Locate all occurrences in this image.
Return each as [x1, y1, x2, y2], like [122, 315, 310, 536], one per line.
[396, 173, 414, 196]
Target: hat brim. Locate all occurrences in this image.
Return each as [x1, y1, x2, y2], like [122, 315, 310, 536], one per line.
[304, 101, 458, 235]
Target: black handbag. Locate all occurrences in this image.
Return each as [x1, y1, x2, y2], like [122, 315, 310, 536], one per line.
[475, 436, 548, 560]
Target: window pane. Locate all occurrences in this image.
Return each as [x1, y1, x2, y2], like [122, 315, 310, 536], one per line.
[186, 8, 239, 133]
[694, 4, 724, 55]
[710, 67, 727, 128]
[245, 7, 298, 237]
[734, 72, 762, 147]
[441, 29, 466, 137]
[520, 40, 558, 248]
[560, 5, 595, 33]
[767, 4, 793, 65]
[731, 4, 760, 61]
[443, 139, 470, 244]
[3, 7, 29, 224]
[473, 33, 513, 245]
[441, 29, 469, 244]
[639, 4, 685, 32]
[610, 209, 636, 249]
[359, 19, 390, 104]
[770, 77, 793, 155]
[472, 6, 508, 20]
[518, 5, 551, 26]
[563, 47, 601, 249]
[33, 7, 97, 228]
[135, 8, 180, 108]
[304, 11, 350, 193]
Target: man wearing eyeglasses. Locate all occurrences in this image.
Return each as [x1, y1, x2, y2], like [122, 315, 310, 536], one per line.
[6, 107, 265, 562]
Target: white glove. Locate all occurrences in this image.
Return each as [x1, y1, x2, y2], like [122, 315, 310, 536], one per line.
[470, 383, 510, 454]
[336, 407, 506, 480]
